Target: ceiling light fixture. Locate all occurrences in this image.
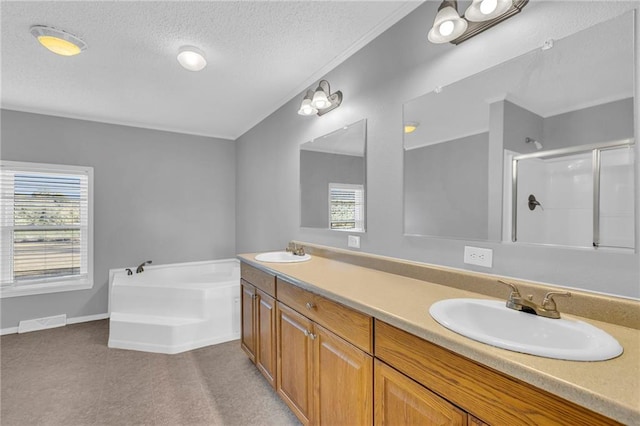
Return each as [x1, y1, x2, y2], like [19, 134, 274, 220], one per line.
[177, 46, 207, 71]
[404, 122, 420, 134]
[428, 0, 528, 45]
[298, 80, 342, 117]
[30, 25, 87, 56]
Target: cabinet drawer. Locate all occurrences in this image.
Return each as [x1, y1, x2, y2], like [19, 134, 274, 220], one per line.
[375, 320, 620, 426]
[277, 277, 372, 354]
[241, 262, 276, 297]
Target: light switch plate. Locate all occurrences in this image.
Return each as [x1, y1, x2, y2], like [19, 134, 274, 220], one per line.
[464, 246, 493, 267]
[348, 235, 360, 248]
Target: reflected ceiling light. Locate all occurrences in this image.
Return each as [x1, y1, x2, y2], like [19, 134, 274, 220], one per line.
[177, 46, 207, 71]
[298, 80, 342, 117]
[404, 122, 420, 134]
[30, 25, 87, 56]
[428, 0, 528, 45]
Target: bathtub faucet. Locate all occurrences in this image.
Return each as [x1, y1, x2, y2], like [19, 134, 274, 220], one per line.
[136, 260, 152, 274]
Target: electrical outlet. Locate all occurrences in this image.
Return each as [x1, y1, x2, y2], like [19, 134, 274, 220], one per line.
[348, 235, 360, 248]
[464, 246, 493, 267]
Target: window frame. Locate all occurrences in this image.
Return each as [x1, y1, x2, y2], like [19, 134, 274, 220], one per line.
[0, 161, 94, 298]
[328, 182, 365, 232]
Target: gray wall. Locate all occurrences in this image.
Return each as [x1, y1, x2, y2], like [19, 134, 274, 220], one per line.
[1, 110, 236, 329]
[300, 150, 364, 228]
[543, 98, 634, 149]
[236, 2, 640, 299]
[404, 133, 489, 240]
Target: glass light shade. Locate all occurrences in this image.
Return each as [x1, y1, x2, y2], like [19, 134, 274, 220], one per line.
[311, 89, 331, 109]
[427, 4, 468, 44]
[177, 47, 207, 71]
[30, 26, 87, 56]
[297, 98, 318, 116]
[465, 0, 513, 22]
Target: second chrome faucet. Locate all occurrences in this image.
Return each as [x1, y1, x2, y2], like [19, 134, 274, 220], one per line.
[497, 280, 571, 319]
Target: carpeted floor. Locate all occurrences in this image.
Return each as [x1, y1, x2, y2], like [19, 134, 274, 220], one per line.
[0, 320, 300, 425]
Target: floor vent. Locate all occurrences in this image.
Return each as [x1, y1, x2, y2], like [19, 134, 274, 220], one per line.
[18, 314, 67, 333]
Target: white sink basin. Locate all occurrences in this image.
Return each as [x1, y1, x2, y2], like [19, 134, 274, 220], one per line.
[429, 298, 623, 361]
[255, 251, 311, 263]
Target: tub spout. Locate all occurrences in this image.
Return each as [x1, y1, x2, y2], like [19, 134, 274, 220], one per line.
[136, 260, 152, 274]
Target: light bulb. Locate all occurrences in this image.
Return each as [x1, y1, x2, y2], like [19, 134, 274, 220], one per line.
[311, 89, 330, 109]
[298, 98, 317, 116]
[480, 0, 498, 15]
[439, 20, 455, 36]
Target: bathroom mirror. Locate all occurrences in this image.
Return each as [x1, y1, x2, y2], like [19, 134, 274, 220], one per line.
[403, 12, 635, 245]
[300, 119, 366, 232]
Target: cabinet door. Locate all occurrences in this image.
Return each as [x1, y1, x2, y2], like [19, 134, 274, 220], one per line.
[277, 303, 314, 426]
[314, 323, 373, 426]
[240, 280, 256, 362]
[256, 289, 276, 389]
[374, 360, 466, 426]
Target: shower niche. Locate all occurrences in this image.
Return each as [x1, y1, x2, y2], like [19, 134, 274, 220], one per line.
[508, 141, 635, 249]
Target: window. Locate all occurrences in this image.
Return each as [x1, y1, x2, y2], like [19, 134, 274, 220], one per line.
[329, 183, 365, 232]
[1, 161, 93, 298]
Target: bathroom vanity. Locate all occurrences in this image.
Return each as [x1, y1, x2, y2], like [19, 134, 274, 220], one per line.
[238, 247, 638, 425]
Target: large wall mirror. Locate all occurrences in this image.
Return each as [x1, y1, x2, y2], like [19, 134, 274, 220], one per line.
[403, 12, 635, 248]
[301, 119, 367, 232]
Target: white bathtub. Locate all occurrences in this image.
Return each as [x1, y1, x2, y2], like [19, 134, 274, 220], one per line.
[108, 259, 240, 354]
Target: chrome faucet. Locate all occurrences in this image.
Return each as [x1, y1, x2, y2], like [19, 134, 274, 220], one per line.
[136, 260, 152, 274]
[497, 280, 571, 319]
[285, 242, 305, 256]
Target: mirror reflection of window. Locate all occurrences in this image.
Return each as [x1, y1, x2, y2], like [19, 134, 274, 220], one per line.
[329, 183, 364, 231]
[300, 119, 366, 231]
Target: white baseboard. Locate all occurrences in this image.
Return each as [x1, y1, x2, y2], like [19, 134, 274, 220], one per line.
[1, 312, 109, 335]
[67, 313, 110, 324]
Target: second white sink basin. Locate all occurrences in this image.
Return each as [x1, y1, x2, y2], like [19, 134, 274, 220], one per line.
[429, 298, 623, 361]
[255, 251, 311, 263]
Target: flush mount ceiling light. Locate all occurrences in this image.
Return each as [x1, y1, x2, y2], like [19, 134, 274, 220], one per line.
[30, 25, 87, 56]
[428, 0, 528, 45]
[404, 122, 420, 134]
[298, 80, 342, 117]
[177, 46, 207, 71]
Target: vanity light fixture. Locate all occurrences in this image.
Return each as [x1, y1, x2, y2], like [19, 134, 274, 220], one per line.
[404, 122, 420, 134]
[428, 0, 528, 45]
[30, 25, 87, 56]
[177, 46, 207, 71]
[298, 80, 342, 117]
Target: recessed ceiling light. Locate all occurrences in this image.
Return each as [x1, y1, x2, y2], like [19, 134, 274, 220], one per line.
[30, 25, 87, 56]
[177, 46, 207, 71]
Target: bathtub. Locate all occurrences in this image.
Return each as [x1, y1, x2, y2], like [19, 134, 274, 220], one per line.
[108, 259, 240, 354]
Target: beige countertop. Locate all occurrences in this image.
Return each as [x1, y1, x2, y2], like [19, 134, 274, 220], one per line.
[239, 252, 640, 425]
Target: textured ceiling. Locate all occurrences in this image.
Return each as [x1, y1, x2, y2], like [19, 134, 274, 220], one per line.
[1, 1, 421, 140]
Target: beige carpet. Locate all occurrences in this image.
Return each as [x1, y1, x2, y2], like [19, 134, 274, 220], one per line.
[0, 320, 300, 425]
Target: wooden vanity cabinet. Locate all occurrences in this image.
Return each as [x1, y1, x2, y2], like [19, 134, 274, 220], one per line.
[276, 279, 373, 426]
[374, 359, 466, 426]
[240, 264, 277, 388]
[375, 320, 621, 426]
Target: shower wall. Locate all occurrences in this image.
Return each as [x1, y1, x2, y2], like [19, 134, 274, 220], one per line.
[516, 148, 634, 249]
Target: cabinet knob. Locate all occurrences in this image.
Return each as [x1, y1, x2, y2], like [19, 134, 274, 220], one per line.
[309, 333, 317, 340]
[305, 302, 315, 310]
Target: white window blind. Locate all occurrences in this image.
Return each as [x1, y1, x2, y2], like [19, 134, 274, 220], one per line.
[329, 183, 364, 232]
[1, 161, 93, 293]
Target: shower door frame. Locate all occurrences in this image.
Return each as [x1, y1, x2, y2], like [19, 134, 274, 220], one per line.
[510, 138, 635, 247]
